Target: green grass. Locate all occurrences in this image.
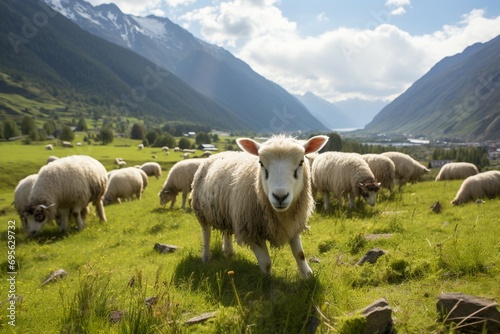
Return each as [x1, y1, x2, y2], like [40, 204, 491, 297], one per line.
[0, 141, 499, 333]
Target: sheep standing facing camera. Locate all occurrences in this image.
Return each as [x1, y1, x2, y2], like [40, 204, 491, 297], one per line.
[23, 155, 107, 236]
[191, 135, 328, 278]
[451, 170, 500, 205]
[159, 158, 204, 209]
[435, 162, 478, 181]
[312, 152, 381, 210]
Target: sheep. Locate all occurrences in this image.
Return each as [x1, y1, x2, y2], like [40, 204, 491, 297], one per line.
[13, 174, 38, 230]
[173, 147, 181, 152]
[118, 160, 127, 168]
[46, 156, 59, 164]
[159, 159, 204, 209]
[161, 146, 169, 152]
[361, 154, 396, 194]
[183, 149, 196, 153]
[381, 151, 430, 189]
[115, 157, 124, 164]
[62, 141, 73, 148]
[183, 153, 190, 159]
[23, 155, 107, 236]
[103, 167, 144, 205]
[435, 162, 479, 181]
[137, 168, 149, 190]
[140, 161, 162, 179]
[138, 143, 144, 150]
[451, 171, 500, 205]
[45, 144, 53, 150]
[201, 151, 212, 158]
[312, 152, 381, 210]
[191, 134, 328, 278]
[76, 142, 82, 146]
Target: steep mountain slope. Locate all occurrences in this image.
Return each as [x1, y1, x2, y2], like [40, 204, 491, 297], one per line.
[364, 35, 500, 141]
[0, 0, 246, 130]
[44, 0, 327, 133]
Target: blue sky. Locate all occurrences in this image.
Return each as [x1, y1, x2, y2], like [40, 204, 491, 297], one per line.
[85, 0, 500, 103]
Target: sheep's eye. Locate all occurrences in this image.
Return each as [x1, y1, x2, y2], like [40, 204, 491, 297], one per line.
[259, 161, 269, 179]
[294, 160, 304, 179]
[298, 160, 304, 167]
[35, 214, 45, 222]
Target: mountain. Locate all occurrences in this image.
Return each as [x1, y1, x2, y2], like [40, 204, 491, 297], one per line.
[44, 0, 327, 133]
[364, 35, 500, 141]
[0, 0, 247, 130]
[295, 92, 357, 130]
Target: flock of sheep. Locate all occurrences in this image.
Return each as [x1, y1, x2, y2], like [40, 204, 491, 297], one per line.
[13, 135, 500, 277]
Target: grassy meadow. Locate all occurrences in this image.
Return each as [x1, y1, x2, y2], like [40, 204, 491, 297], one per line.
[0, 138, 499, 333]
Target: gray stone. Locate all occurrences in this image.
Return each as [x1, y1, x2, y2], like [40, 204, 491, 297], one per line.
[361, 298, 394, 334]
[154, 243, 179, 253]
[437, 292, 500, 333]
[356, 248, 386, 265]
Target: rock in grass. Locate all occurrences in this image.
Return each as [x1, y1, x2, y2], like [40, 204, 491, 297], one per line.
[437, 293, 500, 333]
[185, 311, 218, 325]
[356, 248, 386, 265]
[338, 298, 393, 334]
[109, 310, 124, 323]
[154, 243, 179, 253]
[430, 201, 442, 213]
[42, 269, 67, 285]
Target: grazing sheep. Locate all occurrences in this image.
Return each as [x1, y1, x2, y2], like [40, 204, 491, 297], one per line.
[45, 144, 53, 150]
[173, 147, 181, 152]
[362, 154, 396, 194]
[312, 152, 381, 210]
[23, 155, 107, 236]
[104, 167, 144, 205]
[140, 162, 162, 179]
[13, 174, 38, 230]
[161, 146, 169, 152]
[201, 151, 212, 158]
[76, 142, 82, 146]
[435, 162, 479, 181]
[183, 149, 196, 154]
[138, 143, 144, 150]
[191, 135, 328, 278]
[118, 160, 127, 168]
[381, 151, 430, 189]
[115, 157, 124, 164]
[183, 153, 190, 159]
[451, 171, 500, 205]
[159, 159, 204, 209]
[46, 156, 59, 164]
[137, 168, 149, 190]
[62, 141, 73, 148]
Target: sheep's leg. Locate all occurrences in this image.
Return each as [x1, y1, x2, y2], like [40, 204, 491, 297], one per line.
[349, 193, 356, 209]
[201, 225, 211, 262]
[181, 190, 188, 209]
[249, 240, 272, 275]
[95, 199, 107, 222]
[322, 191, 330, 211]
[222, 233, 234, 257]
[170, 196, 176, 209]
[290, 235, 312, 279]
[58, 208, 70, 233]
[73, 207, 85, 230]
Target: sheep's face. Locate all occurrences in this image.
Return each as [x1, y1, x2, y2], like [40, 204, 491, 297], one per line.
[237, 135, 328, 212]
[23, 204, 54, 236]
[358, 181, 381, 206]
[159, 190, 175, 206]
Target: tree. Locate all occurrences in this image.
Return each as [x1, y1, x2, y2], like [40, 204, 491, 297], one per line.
[145, 130, 159, 146]
[3, 118, 20, 139]
[76, 117, 88, 131]
[320, 132, 342, 152]
[21, 116, 37, 135]
[59, 125, 75, 142]
[99, 126, 114, 145]
[153, 133, 176, 148]
[130, 123, 145, 140]
[195, 132, 211, 145]
[178, 137, 192, 149]
[43, 120, 58, 136]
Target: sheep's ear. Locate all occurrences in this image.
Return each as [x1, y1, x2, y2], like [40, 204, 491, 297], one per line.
[303, 135, 329, 154]
[236, 138, 261, 156]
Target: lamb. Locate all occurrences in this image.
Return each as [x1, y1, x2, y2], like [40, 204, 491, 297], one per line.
[381, 151, 430, 189]
[159, 159, 204, 209]
[46, 156, 59, 164]
[312, 152, 381, 210]
[13, 174, 38, 230]
[140, 162, 162, 179]
[23, 155, 107, 236]
[103, 167, 144, 205]
[361, 154, 396, 194]
[435, 162, 478, 181]
[451, 170, 500, 205]
[45, 144, 53, 150]
[191, 135, 328, 278]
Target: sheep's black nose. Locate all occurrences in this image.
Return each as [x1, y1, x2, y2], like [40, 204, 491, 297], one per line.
[272, 192, 289, 205]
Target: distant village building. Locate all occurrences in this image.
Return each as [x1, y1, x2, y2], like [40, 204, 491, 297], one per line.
[430, 160, 453, 168]
[198, 144, 218, 151]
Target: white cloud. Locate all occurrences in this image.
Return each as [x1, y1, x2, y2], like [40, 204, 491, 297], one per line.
[385, 0, 410, 16]
[389, 7, 406, 16]
[316, 12, 329, 22]
[86, 0, 163, 16]
[166, 0, 196, 8]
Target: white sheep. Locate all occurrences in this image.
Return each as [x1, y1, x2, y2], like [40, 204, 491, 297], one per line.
[45, 144, 53, 150]
[191, 135, 328, 278]
[137, 168, 149, 189]
[312, 152, 381, 210]
[381, 151, 430, 189]
[140, 161, 162, 179]
[118, 160, 127, 168]
[183, 152, 190, 159]
[183, 149, 196, 153]
[23, 155, 107, 236]
[362, 154, 396, 194]
[159, 159, 204, 209]
[13, 174, 38, 230]
[173, 147, 181, 152]
[162, 146, 169, 152]
[103, 167, 144, 205]
[451, 170, 500, 205]
[435, 162, 478, 181]
[138, 143, 144, 150]
[76, 142, 82, 146]
[115, 157, 124, 164]
[46, 156, 59, 164]
[62, 141, 73, 148]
